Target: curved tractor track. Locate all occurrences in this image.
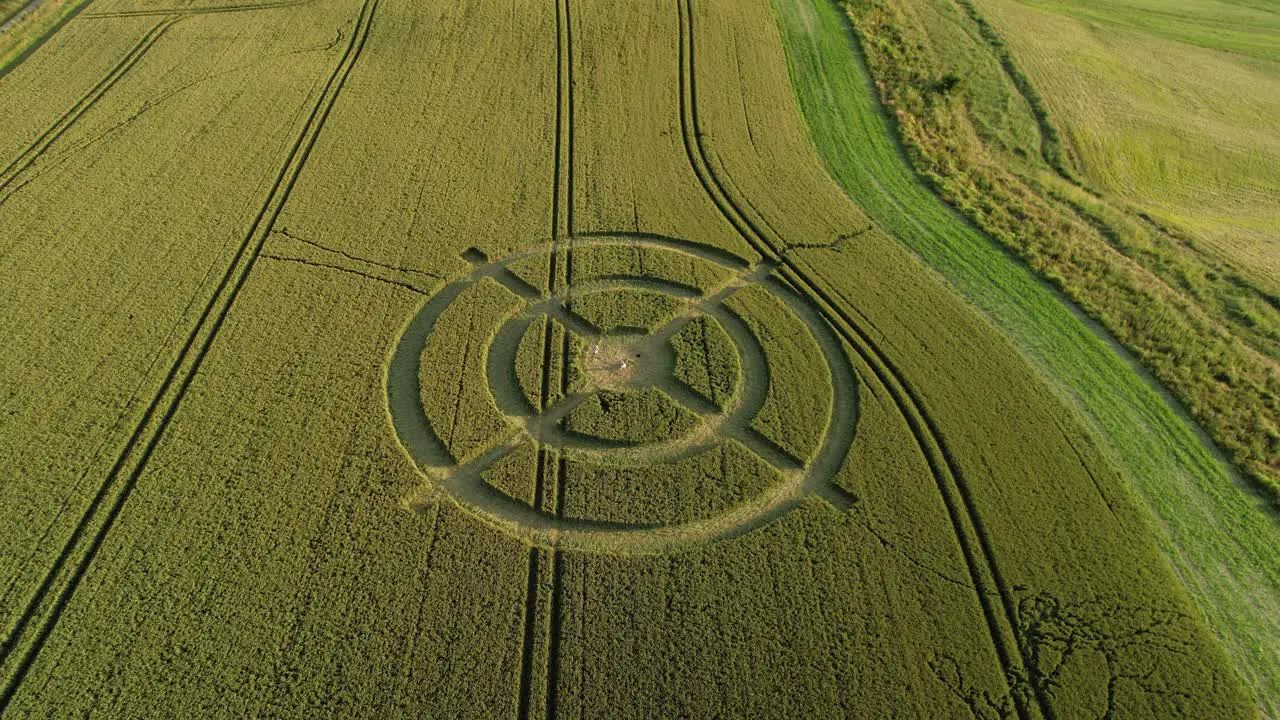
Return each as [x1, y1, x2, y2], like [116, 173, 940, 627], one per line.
[375, 0, 1058, 718]
[0, 0, 378, 709]
[672, 1, 1052, 719]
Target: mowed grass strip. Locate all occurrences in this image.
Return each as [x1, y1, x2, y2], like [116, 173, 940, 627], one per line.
[836, 0, 1280, 501]
[977, 0, 1280, 342]
[769, 0, 1280, 710]
[0, 0, 94, 75]
[697, 0, 1253, 713]
[1, 0, 31, 24]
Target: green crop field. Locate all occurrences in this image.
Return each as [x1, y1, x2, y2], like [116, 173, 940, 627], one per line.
[978, 0, 1280, 284]
[0, 0, 1268, 717]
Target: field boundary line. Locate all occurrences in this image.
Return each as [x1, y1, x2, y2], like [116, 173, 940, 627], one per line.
[947, 0, 1074, 182]
[2, 0, 51, 36]
[0, 0, 95, 82]
[0, 0, 380, 709]
[674, 1, 1049, 717]
[83, 0, 313, 20]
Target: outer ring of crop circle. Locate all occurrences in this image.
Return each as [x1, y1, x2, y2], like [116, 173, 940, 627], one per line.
[385, 233, 859, 554]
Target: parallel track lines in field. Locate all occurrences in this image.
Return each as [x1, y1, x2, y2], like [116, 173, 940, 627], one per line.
[516, 2, 574, 718]
[0, 0, 323, 201]
[545, 0, 574, 716]
[515, 0, 572, 716]
[0, 17, 175, 200]
[674, 1, 1050, 719]
[515, 268, 557, 718]
[0, 0, 380, 710]
[514, 543, 544, 719]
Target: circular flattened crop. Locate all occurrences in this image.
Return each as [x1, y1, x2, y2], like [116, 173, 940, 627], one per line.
[386, 233, 859, 554]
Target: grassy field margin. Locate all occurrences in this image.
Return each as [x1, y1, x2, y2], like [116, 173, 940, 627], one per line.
[769, 0, 1280, 713]
[0, 0, 94, 77]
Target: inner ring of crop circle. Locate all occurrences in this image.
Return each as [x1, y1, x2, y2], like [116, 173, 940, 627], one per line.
[485, 279, 761, 465]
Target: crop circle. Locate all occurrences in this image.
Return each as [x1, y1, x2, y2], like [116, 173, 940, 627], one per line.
[386, 233, 858, 554]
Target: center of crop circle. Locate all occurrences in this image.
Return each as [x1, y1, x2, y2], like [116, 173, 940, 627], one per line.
[577, 333, 672, 391]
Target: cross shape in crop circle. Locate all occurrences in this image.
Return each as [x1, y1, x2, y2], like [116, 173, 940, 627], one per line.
[386, 233, 859, 554]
